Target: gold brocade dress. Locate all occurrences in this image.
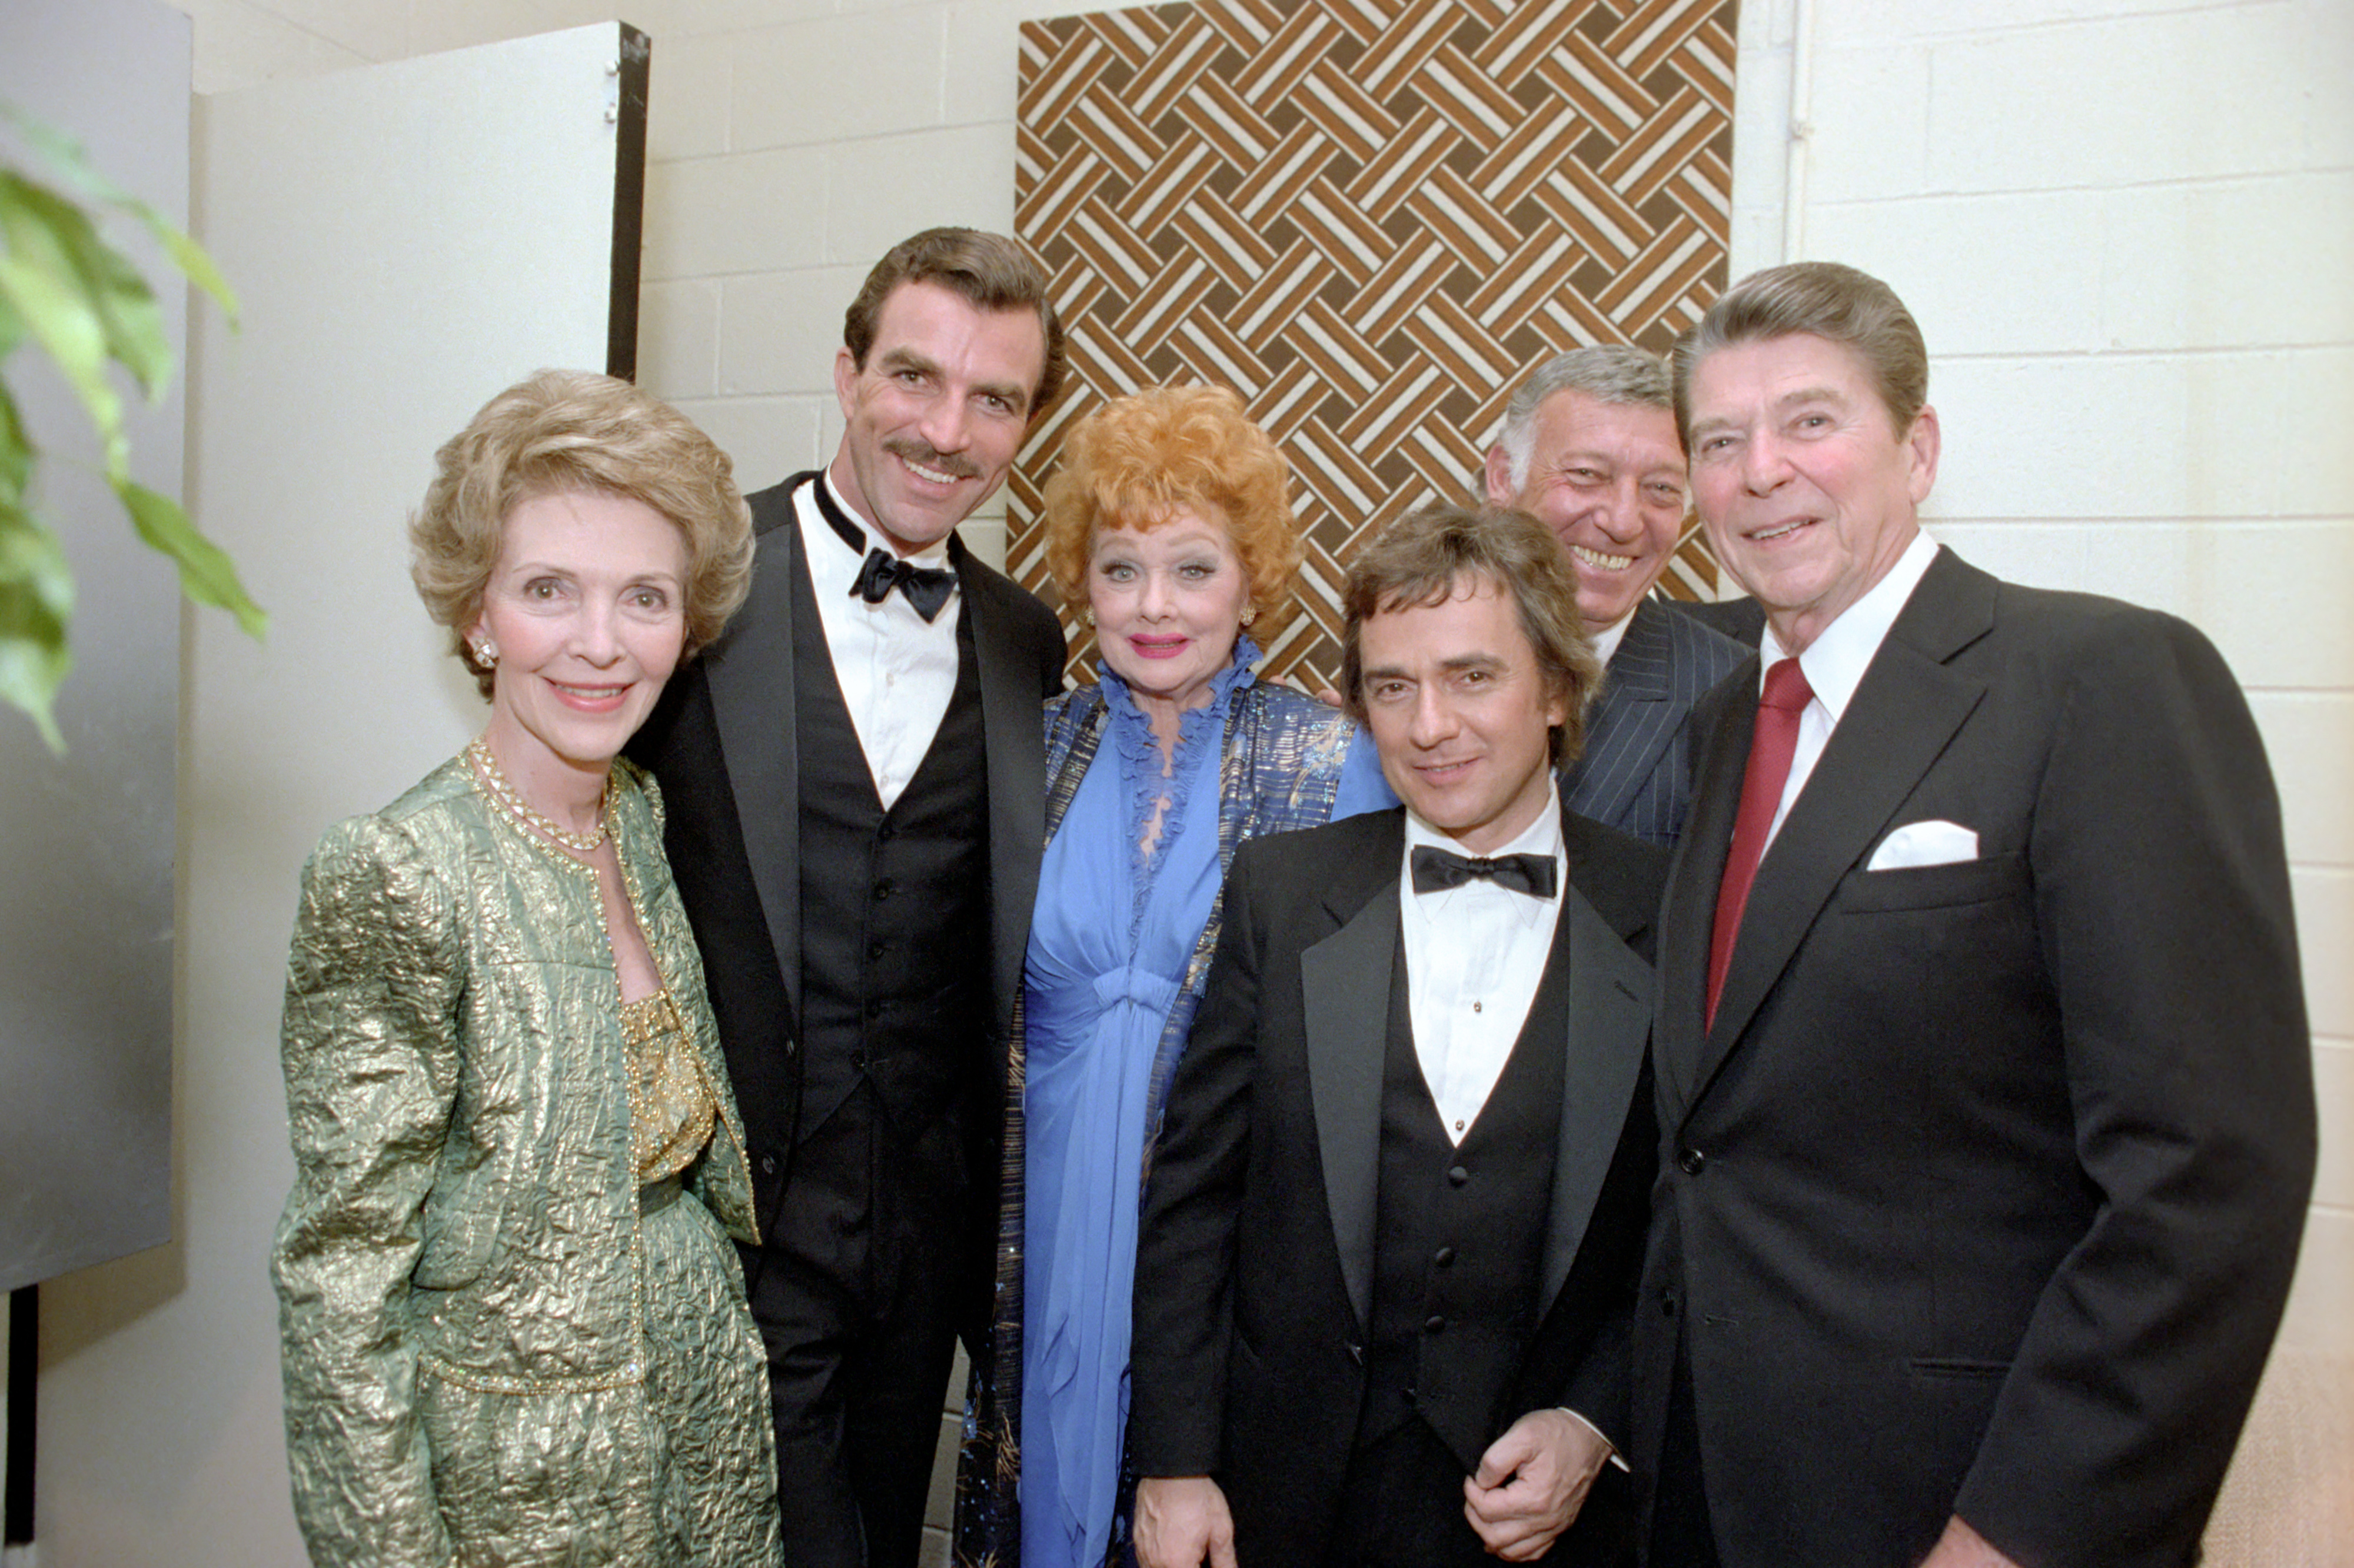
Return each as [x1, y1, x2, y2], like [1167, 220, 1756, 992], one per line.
[622, 988, 782, 1565]
[272, 757, 784, 1568]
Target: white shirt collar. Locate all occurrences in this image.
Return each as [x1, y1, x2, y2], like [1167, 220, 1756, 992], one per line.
[1589, 610, 1632, 667]
[819, 469, 955, 571]
[1765, 532, 1940, 723]
[1404, 774, 1564, 861]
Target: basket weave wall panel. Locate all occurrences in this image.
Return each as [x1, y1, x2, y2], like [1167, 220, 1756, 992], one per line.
[1013, 0, 1740, 688]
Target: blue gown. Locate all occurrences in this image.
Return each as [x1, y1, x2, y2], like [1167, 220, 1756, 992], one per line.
[1018, 647, 1390, 1568]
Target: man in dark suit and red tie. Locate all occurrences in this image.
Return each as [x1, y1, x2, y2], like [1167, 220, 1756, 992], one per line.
[630, 228, 1068, 1568]
[1637, 261, 2316, 1568]
[1129, 504, 1666, 1568]
[1481, 345, 1747, 848]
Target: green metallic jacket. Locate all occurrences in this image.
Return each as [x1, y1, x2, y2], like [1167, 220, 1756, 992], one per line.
[271, 756, 763, 1566]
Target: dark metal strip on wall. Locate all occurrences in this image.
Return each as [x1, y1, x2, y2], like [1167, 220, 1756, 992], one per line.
[609, 24, 650, 381]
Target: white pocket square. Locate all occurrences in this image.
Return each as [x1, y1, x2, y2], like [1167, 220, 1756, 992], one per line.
[1868, 819, 1979, 871]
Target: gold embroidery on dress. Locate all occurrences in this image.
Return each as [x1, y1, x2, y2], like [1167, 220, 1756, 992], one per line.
[620, 988, 718, 1186]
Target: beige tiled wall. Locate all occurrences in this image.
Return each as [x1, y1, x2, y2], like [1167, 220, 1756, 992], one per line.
[1724, 0, 2351, 1360]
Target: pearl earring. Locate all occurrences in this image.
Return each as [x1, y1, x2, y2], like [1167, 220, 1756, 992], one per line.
[476, 640, 499, 668]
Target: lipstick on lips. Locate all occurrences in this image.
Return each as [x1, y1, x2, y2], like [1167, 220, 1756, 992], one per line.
[549, 678, 630, 713]
[1126, 635, 1189, 660]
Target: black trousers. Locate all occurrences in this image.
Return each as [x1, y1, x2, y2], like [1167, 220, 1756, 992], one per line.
[741, 1080, 977, 1568]
[1647, 1339, 1723, 1568]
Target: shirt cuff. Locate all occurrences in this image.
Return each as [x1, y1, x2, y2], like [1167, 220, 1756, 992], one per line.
[1556, 1407, 1630, 1473]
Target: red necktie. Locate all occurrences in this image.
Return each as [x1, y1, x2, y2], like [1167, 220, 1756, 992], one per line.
[1706, 658, 1815, 1029]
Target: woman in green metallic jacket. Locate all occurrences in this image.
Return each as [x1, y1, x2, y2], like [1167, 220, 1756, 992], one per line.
[271, 370, 783, 1567]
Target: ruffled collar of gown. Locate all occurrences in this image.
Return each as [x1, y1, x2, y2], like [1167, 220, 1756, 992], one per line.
[1093, 634, 1262, 779]
[1093, 635, 1262, 871]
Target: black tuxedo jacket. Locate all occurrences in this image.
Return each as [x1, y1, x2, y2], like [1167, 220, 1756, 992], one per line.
[627, 474, 1065, 1224]
[1565, 597, 1747, 847]
[1637, 548, 2315, 1567]
[1129, 805, 1668, 1564]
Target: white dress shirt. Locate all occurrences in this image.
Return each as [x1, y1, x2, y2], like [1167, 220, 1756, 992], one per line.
[796, 474, 962, 810]
[1588, 610, 1632, 668]
[1761, 532, 1940, 849]
[1398, 781, 1566, 1146]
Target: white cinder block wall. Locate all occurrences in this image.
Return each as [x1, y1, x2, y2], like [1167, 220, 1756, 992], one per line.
[22, 1, 2335, 1564]
[1719, 0, 2353, 1357]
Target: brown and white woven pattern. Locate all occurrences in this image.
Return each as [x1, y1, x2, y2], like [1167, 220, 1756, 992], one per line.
[1012, 0, 1741, 687]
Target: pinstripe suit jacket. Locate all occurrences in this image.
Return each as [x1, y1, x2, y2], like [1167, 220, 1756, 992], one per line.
[1561, 597, 1747, 848]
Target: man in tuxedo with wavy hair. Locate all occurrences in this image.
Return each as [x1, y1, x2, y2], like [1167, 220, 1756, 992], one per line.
[1130, 503, 1666, 1568]
[632, 228, 1068, 1568]
[1637, 260, 2314, 1568]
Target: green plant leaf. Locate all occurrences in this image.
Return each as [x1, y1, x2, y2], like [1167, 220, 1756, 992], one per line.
[0, 100, 259, 750]
[0, 378, 29, 502]
[158, 227, 236, 322]
[1, 171, 172, 404]
[0, 181, 127, 461]
[0, 493, 75, 750]
[0, 276, 22, 361]
[116, 478, 265, 638]
[2, 103, 237, 325]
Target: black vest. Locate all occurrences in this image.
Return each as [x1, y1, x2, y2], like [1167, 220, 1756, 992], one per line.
[789, 529, 992, 1141]
[1359, 927, 1568, 1469]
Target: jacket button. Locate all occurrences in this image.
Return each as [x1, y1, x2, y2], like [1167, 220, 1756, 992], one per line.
[867, 941, 887, 961]
[759, 1154, 778, 1176]
[1678, 1147, 1707, 1176]
[1348, 1343, 1365, 1367]
[1447, 1165, 1469, 1187]
[1432, 1246, 1455, 1267]
[1661, 1290, 1678, 1319]
[873, 878, 894, 900]
[1424, 1315, 1447, 1334]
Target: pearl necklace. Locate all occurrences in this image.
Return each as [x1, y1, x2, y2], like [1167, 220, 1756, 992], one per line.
[466, 737, 609, 854]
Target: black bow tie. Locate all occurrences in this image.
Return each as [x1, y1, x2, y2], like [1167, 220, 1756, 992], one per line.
[813, 482, 957, 622]
[1410, 845, 1558, 900]
[851, 548, 956, 621]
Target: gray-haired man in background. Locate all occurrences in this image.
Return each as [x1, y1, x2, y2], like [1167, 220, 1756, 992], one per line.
[1482, 345, 1745, 847]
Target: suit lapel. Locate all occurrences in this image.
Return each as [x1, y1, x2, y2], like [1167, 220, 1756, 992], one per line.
[960, 544, 1051, 1034]
[1566, 599, 1678, 829]
[705, 492, 806, 1027]
[1656, 663, 1753, 1122]
[1538, 884, 1654, 1314]
[1300, 827, 1403, 1334]
[1685, 552, 1997, 1106]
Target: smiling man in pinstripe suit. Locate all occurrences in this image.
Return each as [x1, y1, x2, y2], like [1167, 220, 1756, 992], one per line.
[1484, 346, 1746, 847]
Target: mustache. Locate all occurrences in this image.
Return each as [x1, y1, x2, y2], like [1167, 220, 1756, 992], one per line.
[884, 437, 981, 481]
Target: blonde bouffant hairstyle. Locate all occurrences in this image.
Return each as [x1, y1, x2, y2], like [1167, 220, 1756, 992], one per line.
[408, 369, 754, 698]
[1041, 385, 1301, 638]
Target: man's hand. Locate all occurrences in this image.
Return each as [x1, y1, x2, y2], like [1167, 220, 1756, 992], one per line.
[1919, 1515, 2024, 1568]
[1284, 676, 1344, 708]
[1134, 1475, 1239, 1568]
[1462, 1407, 1610, 1562]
